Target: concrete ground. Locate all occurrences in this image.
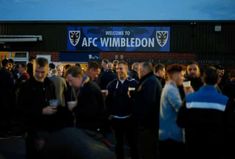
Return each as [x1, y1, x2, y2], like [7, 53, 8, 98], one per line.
[0, 136, 25, 159]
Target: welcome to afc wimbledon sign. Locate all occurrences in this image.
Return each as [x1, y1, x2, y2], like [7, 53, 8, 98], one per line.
[67, 26, 170, 52]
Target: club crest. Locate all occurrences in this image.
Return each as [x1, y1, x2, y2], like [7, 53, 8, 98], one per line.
[69, 30, 80, 46]
[156, 31, 168, 47]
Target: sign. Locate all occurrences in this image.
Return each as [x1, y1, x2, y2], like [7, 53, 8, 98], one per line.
[59, 52, 99, 62]
[67, 26, 170, 52]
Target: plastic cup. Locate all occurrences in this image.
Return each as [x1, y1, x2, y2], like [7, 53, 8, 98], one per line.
[183, 81, 191, 88]
[67, 101, 77, 111]
[101, 90, 108, 96]
[128, 87, 136, 91]
[49, 99, 59, 108]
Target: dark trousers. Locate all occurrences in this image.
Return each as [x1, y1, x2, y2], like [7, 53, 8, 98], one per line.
[187, 141, 224, 159]
[137, 128, 159, 159]
[111, 117, 139, 159]
[159, 139, 185, 159]
[0, 103, 13, 135]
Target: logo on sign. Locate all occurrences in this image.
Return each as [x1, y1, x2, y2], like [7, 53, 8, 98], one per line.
[88, 54, 99, 60]
[156, 31, 168, 47]
[69, 31, 80, 46]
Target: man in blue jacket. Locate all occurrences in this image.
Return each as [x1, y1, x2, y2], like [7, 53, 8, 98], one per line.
[177, 66, 229, 159]
[159, 64, 187, 159]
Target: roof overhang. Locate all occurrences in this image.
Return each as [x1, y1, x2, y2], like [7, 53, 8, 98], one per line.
[0, 35, 43, 43]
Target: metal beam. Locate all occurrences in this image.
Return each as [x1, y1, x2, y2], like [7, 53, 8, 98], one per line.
[0, 35, 43, 43]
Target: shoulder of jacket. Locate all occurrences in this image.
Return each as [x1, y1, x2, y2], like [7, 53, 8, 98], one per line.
[21, 79, 30, 87]
[163, 83, 177, 93]
[217, 93, 229, 103]
[89, 81, 101, 90]
[185, 91, 199, 102]
[127, 76, 135, 80]
[144, 76, 160, 87]
[127, 77, 136, 82]
[20, 78, 35, 91]
[107, 79, 118, 86]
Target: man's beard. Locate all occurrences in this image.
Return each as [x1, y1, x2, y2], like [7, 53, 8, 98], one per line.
[119, 74, 127, 80]
[35, 76, 45, 82]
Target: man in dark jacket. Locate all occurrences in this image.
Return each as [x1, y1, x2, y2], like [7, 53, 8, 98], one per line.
[66, 66, 106, 132]
[99, 69, 116, 90]
[27, 56, 35, 78]
[177, 66, 229, 159]
[18, 58, 68, 159]
[129, 62, 139, 81]
[216, 65, 230, 93]
[185, 62, 203, 91]
[106, 61, 139, 159]
[0, 59, 15, 137]
[99, 59, 116, 90]
[133, 62, 162, 159]
[85, 61, 101, 82]
[154, 63, 166, 88]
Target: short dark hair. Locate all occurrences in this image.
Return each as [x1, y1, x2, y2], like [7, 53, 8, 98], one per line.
[75, 63, 81, 69]
[66, 66, 83, 77]
[1, 59, 8, 67]
[188, 61, 199, 66]
[19, 63, 27, 69]
[142, 62, 154, 72]
[29, 56, 36, 62]
[203, 66, 218, 85]
[102, 59, 109, 64]
[49, 63, 55, 69]
[8, 59, 14, 64]
[118, 60, 128, 66]
[167, 64, 185, 74]
[88, 61, 100, 70]
[214, 64, 224, 70]
[155, 63, 165, 73]
[64, 64, 71, 70]
[113, 60, 119, 66]
[36, 57, 48, 67]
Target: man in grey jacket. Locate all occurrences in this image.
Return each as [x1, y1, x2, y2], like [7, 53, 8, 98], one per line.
[49, 69, 67, 107]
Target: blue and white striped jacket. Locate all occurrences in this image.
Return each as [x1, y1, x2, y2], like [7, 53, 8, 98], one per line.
[186, 85, 228, 112]
[177, 85, 229, 157]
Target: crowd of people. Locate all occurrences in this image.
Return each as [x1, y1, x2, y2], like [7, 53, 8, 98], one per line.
[0, 57, 235, 159]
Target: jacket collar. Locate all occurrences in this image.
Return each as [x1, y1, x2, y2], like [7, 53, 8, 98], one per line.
[167, 80, 177, 87]
[139, 72, 154, 84]
[31, 76, 50, 84]
[81, 75, 90, 87]
[199, 85, 217, 92]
